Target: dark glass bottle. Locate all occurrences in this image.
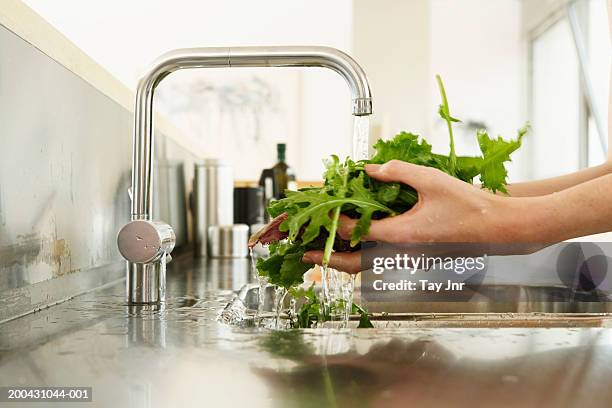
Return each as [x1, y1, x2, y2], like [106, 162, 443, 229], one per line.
[272, 143, 297, 199]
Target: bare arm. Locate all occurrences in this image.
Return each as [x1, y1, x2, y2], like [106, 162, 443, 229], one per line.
[504, 162, 611, 197]
[339, 162, 612, 243]
[306, 4, 612, 268]
[304, 163, 612, 271]
[505, 1, 612, 197]
[526, 172, 612, 241]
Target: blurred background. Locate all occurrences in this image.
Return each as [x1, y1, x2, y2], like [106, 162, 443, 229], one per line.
[22, 0, 610, 182]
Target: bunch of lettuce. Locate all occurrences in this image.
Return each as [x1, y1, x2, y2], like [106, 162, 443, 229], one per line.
[256, 75, 527, 292]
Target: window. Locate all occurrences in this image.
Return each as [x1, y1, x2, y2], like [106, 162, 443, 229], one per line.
[529, 0, 609, 179]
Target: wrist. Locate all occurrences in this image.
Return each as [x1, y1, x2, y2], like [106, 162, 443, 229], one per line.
[492, 195, 564, 243]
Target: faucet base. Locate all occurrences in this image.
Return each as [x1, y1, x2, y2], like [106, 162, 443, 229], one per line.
[127, 261, 166, 304]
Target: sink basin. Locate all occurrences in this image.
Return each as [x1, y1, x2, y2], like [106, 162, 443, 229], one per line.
[221, 283, 612, 329]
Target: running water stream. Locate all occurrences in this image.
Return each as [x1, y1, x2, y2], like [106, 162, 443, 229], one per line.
[352, 116, 371, 161]
[318, 116, 370, 326]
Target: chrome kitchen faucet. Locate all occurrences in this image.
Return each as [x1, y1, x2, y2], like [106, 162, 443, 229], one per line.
[117, 46, 373, 304]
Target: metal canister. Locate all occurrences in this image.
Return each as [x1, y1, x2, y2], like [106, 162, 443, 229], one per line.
[193, 159, 234, 257]
[207, 224, 249, 258]
[154, 160, 187, 247]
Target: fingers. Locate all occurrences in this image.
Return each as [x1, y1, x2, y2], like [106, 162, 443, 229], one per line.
[337, 215, 356, 240]
[363, 217, 410, 242]
[335, 161, 435, 244]
[302, 250, 362, 274]
[365, 160, 440, 189]
[338, 213, 408, 242]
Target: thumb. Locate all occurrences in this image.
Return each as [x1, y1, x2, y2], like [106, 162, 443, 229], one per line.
[365, 160, 440, 190]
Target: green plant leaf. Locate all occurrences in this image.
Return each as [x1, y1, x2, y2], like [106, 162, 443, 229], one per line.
[477, 125, 528, 193]
[254, 76, 528, 329]
[257, 242, 313, 289]
[352, 303, 374, 328]
[370, 132, 438, 167]
[277, 169, 395, 249]
[436, 74, 460, 176]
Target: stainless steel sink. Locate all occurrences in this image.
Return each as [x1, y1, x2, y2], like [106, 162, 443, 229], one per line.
[221, 283, 612, 329]
[364, 284, 612, 312]
[5, 256, 612, 407]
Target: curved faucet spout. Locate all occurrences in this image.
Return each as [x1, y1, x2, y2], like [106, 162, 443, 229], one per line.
[123, 45, 373, 304]
[132, 46, 372, 220]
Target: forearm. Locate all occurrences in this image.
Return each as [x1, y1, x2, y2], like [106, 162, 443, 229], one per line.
[504, 162, 611, 197]
[509, 173, 612, 242]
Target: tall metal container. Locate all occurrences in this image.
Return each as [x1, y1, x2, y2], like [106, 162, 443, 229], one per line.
[192, 159, 234, 257]
[153, 160, 188, 247]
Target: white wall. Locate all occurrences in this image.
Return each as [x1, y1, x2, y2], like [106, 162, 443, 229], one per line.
[429, 0, 526, 180]
[352, 0, 526, 180]
[588, 0, 611, 165]
[22, 0, 353, 180]
[352, 0, 431, 144]
[24, 0, 526, 181]
[428, 1, 523, 144]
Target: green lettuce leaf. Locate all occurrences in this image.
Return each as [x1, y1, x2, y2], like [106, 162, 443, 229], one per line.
[370, 132, 439, 167]
[277, 166, 395, 248]
[255, 75, 528, 327]
[256, 242, 313, 289]
[477, 125, 528, 193]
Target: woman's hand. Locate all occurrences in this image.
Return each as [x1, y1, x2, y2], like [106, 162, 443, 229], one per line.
[302, 160, 549, 273]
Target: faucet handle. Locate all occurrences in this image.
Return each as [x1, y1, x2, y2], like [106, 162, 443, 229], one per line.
[118, 220, 176, 264]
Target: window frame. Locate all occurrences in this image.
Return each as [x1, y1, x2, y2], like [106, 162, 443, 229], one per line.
[525, 0, 607, 172]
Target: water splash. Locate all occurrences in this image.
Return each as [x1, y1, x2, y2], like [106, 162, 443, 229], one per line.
[340, 274, 355, 327]
[319, 267, 355, 327]
[289, 297, 297, 327]
[249, 247, 268, 318]
[333, 270, 355, 328]
[320, 266, 331, 319]
[249, 248, 256, 279]
[328, 269, 340, 322]
[257, 277, 268, 316]
[274, 286, 288, 330]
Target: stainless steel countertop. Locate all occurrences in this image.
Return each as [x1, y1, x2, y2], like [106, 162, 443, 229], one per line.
[2, 254, 612, 407]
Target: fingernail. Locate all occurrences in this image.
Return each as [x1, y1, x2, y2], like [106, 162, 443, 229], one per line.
[365, 164, 381, 173]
